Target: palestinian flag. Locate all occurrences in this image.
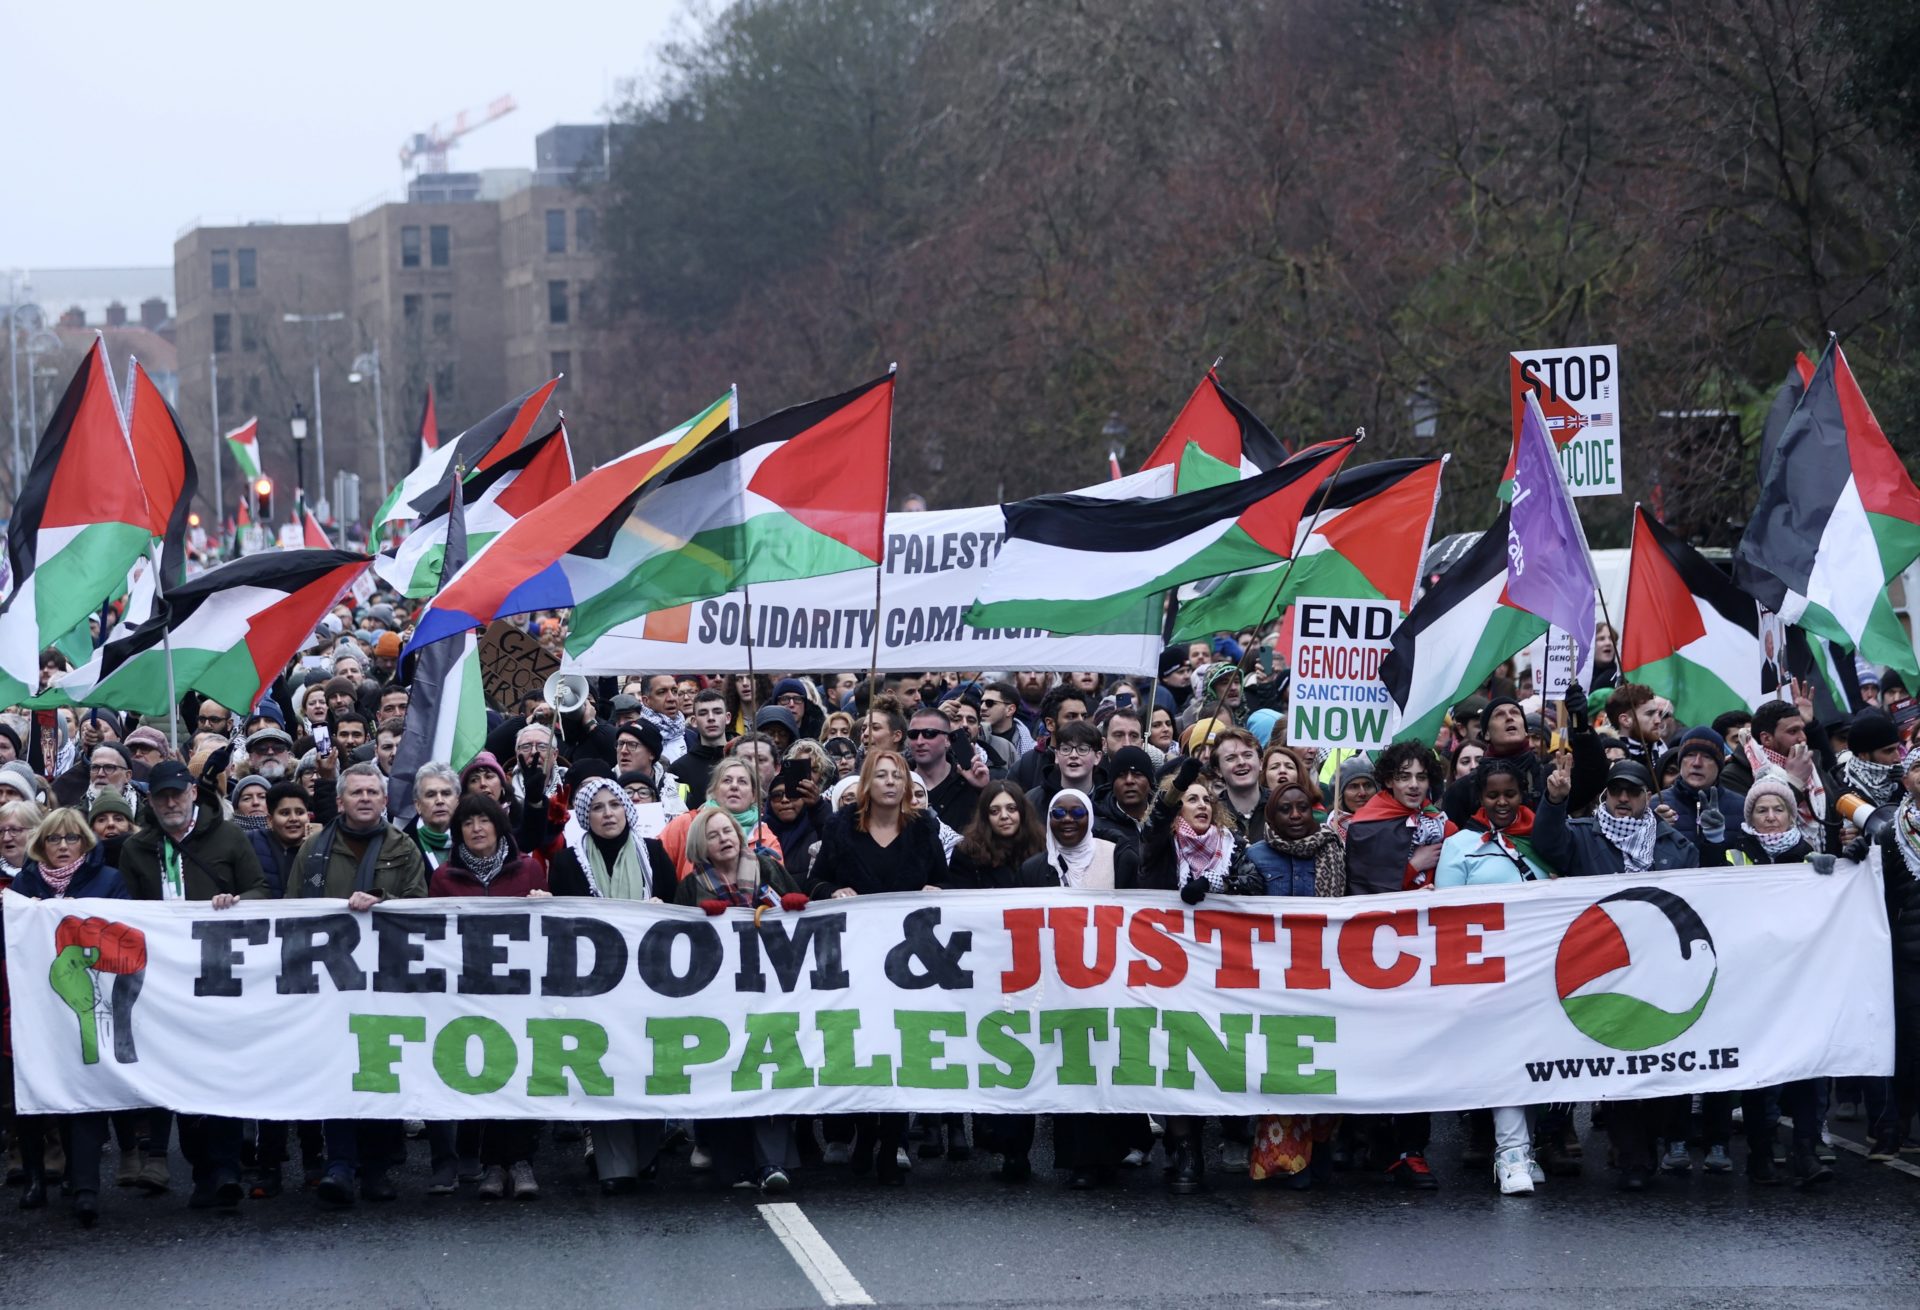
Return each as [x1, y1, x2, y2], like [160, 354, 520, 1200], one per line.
[127, 362, 199, 585]
[1171, 456, 1446, 642]
[32, 550, 370, 715]
[375, 378, 557, 531]
[966, 439, 1356, 637]
[1380, 508, 1549, 743]
[1734, 340, 1920, 678]
[390, 477, 486, 821]
[375, 423, 575, 597]
[226, 418, 262, 482]
[301, 505, 332, 549]
[417, 387, 439, 464]
[410, 375, 895, 657]
[1620, 506, 1760, 726]
[1138, 369, 1291, 492]
[0, 344, 190, 700]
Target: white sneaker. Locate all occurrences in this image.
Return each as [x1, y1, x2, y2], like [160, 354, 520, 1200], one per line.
[1496, 1147, 1535, 1195]
[1525, 1151, 1546, 1184]
[895, 1147, 912, 1169]
[821, 1142, 852, 1165]
[1121, 1148, 1149, 1168]
[690, 1146, 713, 1171]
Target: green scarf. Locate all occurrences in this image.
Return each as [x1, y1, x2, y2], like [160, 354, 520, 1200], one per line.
[704, 800, 759, 842]
[415, 824, 452, 866]
[586, 834, 650, 901]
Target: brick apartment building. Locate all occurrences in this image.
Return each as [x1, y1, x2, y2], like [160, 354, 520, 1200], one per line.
[172, 125, 608, 522]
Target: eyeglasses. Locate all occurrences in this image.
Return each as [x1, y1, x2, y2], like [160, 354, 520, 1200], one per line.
[905, 727, 947, 740]
[1054, 744, 1096, 757]
[0, 826, 25, 837]
[88, 762, 127, 775]
[197, 715, 230, 727]
[1050, 806, 1089, 820]
[44, 833, 83, 846]
[777, 693, 805, 706]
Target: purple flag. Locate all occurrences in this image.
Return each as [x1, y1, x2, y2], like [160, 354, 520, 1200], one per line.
[1506, 391, 1599, 669]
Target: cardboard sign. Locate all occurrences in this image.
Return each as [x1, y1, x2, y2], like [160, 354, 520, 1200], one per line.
[479, 620, 558, 712]
[1287, 597, 1397, 750]
[1509, 345, 1621, 497]
[1521, 626, 1595, 701]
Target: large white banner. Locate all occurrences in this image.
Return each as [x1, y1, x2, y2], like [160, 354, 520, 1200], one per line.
[4, 865, 1890, 1120]
[564, 468, 1173, 676]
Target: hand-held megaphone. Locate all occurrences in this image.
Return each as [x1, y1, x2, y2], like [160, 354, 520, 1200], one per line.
[544, 672, 590, 716]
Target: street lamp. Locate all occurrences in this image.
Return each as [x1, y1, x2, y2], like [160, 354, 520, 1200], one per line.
[348, 344, 387, 497]
[290, 403, 310, 507]
[283, 310, 345, 505]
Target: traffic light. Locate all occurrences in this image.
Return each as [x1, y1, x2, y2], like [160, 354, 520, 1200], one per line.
[254, 477, 274, 521]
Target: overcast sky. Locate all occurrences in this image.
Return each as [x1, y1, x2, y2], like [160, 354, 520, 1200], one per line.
[2, 0, 684, 271]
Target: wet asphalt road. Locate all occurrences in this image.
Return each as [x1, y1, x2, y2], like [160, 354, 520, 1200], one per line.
[1, 1111, 1916, 1309]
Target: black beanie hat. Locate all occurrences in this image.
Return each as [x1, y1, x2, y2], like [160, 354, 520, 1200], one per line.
[1480, 695, 1523, 733]
[1848, 710, 1900, 758]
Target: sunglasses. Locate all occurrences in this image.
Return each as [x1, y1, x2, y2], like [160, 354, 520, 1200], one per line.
[1049, 806, 1089, 821]
[980, 698, 1006, 709]
[905, 727, 947, 740]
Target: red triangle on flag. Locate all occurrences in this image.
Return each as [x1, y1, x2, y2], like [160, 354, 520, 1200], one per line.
[1620, 506, 1706, 671]
[39, 341, 146, 532]
[745, 375, 894, 560]
[1140, 371, 1240, 472]
[494, 426, 576, 519]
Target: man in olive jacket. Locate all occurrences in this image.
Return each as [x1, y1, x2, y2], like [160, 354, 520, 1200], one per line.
[117, 759, 269, 1210]
[283, 760, 426, 1206]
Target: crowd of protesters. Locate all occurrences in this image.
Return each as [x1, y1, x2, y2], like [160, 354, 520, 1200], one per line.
[1, 597, 1915, 1228]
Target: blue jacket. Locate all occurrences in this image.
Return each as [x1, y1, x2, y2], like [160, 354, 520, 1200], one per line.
[1658, 779, 1744, 866]
[1533, 797, 1699, 877]
[11, 847, 131, 900]
[1246, 840, 1319, 897]
[1435, 825, 1552, 886]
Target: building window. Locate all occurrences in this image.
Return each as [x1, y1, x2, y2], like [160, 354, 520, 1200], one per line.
[434, 362, 456, 400]
[211, 249, 230, 291]
[576, 208, 597, 252]
[431, 294, 452, 338]
[240, 314, 259, 353]
[401, 226, 421, 268]
[577, 284, 593, 323]
[237, 248, 256, 289]
[551, 351, 571, 389]
[546, 209, 567, 254]
[212, 313, 232, 354]
[243, 373, 263, 408]
[429, 225, 450, 267]
[403, 293, 423, 327]
[547, 280, 569, 325]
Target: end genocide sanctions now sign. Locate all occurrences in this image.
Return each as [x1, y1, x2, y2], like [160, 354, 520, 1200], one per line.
[2, 865, 1889, 1120]
[1288, 597, 1398, 751]
[1510, 345, 1622, 497]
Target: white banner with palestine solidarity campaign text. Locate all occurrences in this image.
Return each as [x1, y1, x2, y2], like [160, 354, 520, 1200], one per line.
[3, 865, 1892, 1120]
[560, 468, 1173, 677]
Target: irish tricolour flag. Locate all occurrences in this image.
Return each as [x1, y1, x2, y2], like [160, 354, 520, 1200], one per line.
[1379, 507, 1549, 743]
[1735, 340, 1920, 678]
[1621, 506, 1760, 727]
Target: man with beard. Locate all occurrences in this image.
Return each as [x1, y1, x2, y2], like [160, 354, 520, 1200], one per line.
[1603, 683, 1674, 770]
[1012, 671, 1053, 734]
[83, 743, 137, 814]
[285, 762, 427, 1205]
[980, 680, 1035, 760]
[244, 724, 296, 781]
[1439, 690, 1606, 829]
[332, 711, 370, 759]
[1837, 710, 1905, 812]
[118, 761, 268, 1209]
[1721, 698, 1840, 847]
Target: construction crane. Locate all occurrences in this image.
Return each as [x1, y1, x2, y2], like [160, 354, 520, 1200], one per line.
[399, 94, 518, 175]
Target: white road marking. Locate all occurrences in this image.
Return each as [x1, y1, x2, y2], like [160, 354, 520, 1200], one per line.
[1819, 1128, 1920, 1180]
[759, 1201, 876, 1306]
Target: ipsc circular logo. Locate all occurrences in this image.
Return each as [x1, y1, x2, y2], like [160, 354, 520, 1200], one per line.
[1555, 888, 1716, 1051]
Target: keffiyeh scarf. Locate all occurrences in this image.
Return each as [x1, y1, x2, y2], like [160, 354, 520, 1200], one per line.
[1174, 815, 1234, 890]
[1742, 823, 1804, 860]
[1594, 806, 1656, 873]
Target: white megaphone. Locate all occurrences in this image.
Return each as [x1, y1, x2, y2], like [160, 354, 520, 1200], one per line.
[544, 672, 591, 716]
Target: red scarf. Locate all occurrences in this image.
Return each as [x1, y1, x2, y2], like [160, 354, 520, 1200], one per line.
[1472, 805, 1535, 838]
[1349, 791, 1456, 889]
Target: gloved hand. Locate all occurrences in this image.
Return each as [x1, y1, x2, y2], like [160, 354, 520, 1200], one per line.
[1809, 853, 1837, 876]
[1226, 868, 1265, 897]
[698, 899, 730, 917]
[1841, 836, 1870, 864]
[1174, 757, 1204, 793]
[780, 893, 810, 912]
[1563, 681, 1589, 734]
[1180, 878, 1209, 906]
